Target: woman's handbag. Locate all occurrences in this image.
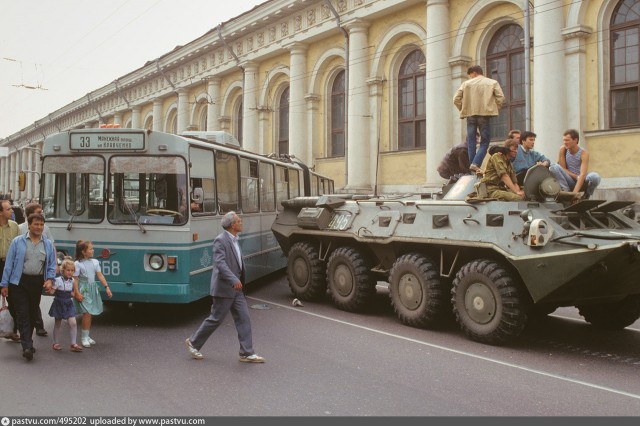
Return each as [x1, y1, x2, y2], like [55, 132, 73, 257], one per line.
[0, 295, 14, 338]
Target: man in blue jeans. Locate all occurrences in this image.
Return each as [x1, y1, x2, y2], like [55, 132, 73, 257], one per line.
[454, 65, 505, 173]
[549, 129, 601, 199]
[0, 213, 56, 361]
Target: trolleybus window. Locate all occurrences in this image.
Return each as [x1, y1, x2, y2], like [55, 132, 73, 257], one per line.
[290, 169, 300, 198]
[108, 156, 187, 225]
[41, 156, 105, 223]
[189, 147, 216, 215]
[241, 158, 259, 213]
[260, 162, 276, 212]
[215, 151, 239, 213]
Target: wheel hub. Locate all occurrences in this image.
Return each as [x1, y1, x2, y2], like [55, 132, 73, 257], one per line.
[292, 258, 309, 286]
[333, 264, 354, 296]
[398, 273, 422, 310]
[464, 282, 496, 324]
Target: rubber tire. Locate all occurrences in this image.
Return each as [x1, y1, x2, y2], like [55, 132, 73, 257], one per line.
[389, 253, 448, 328]
[452, 259, 527, 345]
[326, 247, 375, 312]
[286, 242, 327, 301]
[578, 295, 640, 330]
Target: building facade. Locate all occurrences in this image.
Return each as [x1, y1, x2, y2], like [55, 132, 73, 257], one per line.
[2, 0, 639, 202]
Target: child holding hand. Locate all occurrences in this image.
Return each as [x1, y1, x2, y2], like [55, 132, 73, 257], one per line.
[49, 257, 82, 352]
[73, 240, 112, 348]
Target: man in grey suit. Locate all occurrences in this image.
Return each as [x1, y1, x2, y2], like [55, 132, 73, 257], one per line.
[185, 211, 265, 363]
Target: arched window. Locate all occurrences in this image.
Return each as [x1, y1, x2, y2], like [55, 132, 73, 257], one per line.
[235, 101, 243, 146]
[198, 103, 208, 131]
[166, 109, 178, 134]
[398, 49, 426, 150]
[143, 115, 153, 131]
[278, 87, 290, 155]
[610, 0, 640, 127]
[487, 24, 525, 139]
[330, 70, 345, 157]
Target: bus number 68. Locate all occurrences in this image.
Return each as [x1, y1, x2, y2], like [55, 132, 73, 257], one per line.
[101, 260, 120, 277]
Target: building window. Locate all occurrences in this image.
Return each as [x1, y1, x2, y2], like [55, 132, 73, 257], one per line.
[487, 24, 526, 139]
[166, 109, 178, 134]
[330, 70, 345, 157]
[143, 116, 153, 131]
[611, 0, 640, 128]
[278, 87, 289, 155]
[398, 49, 426, 150]
[198, 103, 207, 131]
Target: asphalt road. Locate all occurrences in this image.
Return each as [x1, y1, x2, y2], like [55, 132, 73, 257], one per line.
[2, 272, 640, 416]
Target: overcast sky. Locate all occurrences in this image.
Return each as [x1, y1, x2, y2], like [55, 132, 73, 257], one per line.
[0, 0, 266, 139]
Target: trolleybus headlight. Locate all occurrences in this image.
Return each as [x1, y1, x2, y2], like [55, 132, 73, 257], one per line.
[149, 254, 165, 270]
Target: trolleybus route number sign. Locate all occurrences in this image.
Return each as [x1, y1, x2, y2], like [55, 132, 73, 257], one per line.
[70, 133, 145, 151]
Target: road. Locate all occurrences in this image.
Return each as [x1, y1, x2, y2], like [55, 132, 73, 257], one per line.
[1, 272, 640, 416]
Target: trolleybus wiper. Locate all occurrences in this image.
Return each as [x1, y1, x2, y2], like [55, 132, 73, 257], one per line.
[123, 197, 146, 234]
[66, 198, 85, 231]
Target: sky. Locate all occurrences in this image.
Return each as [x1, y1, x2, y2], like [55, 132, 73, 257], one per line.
[0, 0, 266, 139]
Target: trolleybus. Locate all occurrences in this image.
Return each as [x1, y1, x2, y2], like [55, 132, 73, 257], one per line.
[38, 128, 334, 303]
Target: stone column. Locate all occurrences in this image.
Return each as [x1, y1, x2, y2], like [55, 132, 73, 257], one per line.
[4, 156, 10, 195]
[533, 0, 566, 156]
[425, 0, 452, 187]
[26, 148, 34, 199]
[0, 157, 6, 193]
[449, 56, 472, 149]
[219, 116, 231, 133]
[367, 77, 384, 193]
[177, 89, 190, 134]
[131, 106, 142, 129]
[287, 43, 309, 165]
[305, 94, 321, 159]
[8, 152, 15, 198]
[206, 78, 221, 131]
[562, 25, 592, 138]
[153, 99, 163, 131]
[113, 113, 122, 127]
[241, 62, 259, 153]
[258, 107, 270, 154]
[344, 19, 372, 193]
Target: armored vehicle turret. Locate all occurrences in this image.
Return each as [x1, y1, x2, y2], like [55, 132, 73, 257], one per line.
[272, 166, 640, 345]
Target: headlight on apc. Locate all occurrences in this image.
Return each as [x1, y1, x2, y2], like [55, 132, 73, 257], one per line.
[524, 219, 553, 247]
[148, 254, 165, 270]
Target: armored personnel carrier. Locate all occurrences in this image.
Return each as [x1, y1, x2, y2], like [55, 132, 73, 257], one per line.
[271, 166, 640, 345]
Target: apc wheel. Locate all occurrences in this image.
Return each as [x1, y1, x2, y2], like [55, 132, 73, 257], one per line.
[326, 247, 375, 312]
[452, 259, 527, 345]
[286, 242, 327, 301]
[578, 295, 640, 330]
[389, 253, 448, 328]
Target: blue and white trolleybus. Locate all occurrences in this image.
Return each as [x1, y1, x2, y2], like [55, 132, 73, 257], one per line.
[39, 128, 334, 303]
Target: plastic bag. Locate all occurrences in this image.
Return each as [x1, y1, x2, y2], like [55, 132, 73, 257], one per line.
[0, 296, 14, 338]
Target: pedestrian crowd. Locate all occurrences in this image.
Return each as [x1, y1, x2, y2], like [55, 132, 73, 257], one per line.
[1, 204, 265, 365]
[447, 65, 600, 201]
[0, 202, 112, 361]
